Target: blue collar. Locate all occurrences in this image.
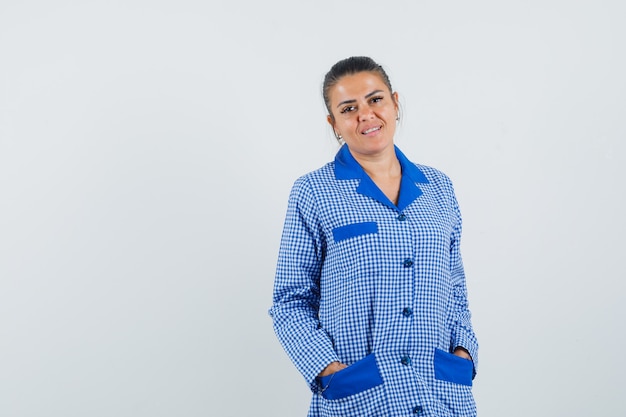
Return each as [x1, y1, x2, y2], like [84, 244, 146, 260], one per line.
[334, 144, 429, 212]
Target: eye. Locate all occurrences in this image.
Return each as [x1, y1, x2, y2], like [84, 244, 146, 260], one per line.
[340, 105, 356, 114]
[370, 96, 384, 104]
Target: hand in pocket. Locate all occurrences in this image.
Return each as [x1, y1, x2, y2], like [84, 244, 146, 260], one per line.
[317, 354, 383, 400]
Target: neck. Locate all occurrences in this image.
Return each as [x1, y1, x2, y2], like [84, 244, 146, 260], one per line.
[350, 146, 401, 180]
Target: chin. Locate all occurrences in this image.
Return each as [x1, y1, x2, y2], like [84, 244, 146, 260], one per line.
[366, 137, 393, 151]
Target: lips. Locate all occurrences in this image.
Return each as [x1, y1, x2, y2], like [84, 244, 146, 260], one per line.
[361, 126, 381, 135]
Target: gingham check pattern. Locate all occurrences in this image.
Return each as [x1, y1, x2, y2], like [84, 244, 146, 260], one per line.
[270, 145, 478, 417]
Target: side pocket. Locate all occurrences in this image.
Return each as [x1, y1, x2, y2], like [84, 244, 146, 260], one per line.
[317, 354, 383, 400]
[332, 222, 378, 243]
[434, 349, 474, 387]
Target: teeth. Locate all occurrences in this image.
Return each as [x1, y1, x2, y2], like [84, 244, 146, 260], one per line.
[363, 126, 380, 134]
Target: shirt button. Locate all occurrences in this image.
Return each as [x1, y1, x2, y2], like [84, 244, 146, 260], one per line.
[402, 307, 413, 317]
[413, 405, 424, 414]
[403, 258, 414, 268]
[401, 356, 411, 366]
[397, 213, 406, 221]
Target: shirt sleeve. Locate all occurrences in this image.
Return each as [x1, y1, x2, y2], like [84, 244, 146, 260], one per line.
[449, 186, 479, 376]
[269, 177, 339, 392]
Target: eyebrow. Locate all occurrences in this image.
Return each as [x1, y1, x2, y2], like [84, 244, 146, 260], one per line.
[336, 89, 385, 109]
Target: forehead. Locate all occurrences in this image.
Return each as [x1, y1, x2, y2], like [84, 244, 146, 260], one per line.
[329, 72, 390, 102]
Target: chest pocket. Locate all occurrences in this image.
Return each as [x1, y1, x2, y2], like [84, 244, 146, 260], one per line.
[328, 222, 380, 281]
[332, 222, 378, 242]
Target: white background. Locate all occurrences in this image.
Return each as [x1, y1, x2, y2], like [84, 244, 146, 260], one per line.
[1, 1, 625, 416]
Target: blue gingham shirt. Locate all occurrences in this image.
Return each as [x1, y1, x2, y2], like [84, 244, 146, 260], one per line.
[270, 145, 478, 416]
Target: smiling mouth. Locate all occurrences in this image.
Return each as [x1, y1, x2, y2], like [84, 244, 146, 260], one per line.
[362, 126, 381, 135]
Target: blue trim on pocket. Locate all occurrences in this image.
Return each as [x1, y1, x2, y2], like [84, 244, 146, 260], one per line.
[434, 349, 473, 386]
[332, 222, 378, 243]
[317, 354, 383, 400]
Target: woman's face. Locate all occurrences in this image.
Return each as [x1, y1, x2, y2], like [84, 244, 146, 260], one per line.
[327, 71, 399, 159]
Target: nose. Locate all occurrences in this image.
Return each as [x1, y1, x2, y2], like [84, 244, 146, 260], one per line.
[358, 104, 374, 121]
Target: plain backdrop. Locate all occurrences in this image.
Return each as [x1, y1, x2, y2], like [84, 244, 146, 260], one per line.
[1, 1, 625, 416]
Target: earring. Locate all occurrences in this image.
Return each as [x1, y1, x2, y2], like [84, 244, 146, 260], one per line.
[335, 132, 343, 142]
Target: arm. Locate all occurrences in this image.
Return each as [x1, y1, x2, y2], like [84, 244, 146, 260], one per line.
[449, 191, 479, 374]
[269, 178, 340, 391]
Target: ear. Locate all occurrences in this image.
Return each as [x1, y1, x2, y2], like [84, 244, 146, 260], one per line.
[327, 114, 335, 127]
[393, 91, 399, 109]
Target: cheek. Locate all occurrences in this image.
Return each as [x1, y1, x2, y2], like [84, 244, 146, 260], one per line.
[337, 118, 355, 131]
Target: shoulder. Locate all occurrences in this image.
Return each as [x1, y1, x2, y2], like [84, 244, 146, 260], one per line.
[290, 161, 337, 194]
[410, 162, 459, 210]
[415, 163, 454, 187]
[283, 162, 336, 211]
[395, 146, 455, 192]
[411, 163, 462, 217]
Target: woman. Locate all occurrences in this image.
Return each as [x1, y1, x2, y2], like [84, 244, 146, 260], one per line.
[269, 56, 479, 417]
